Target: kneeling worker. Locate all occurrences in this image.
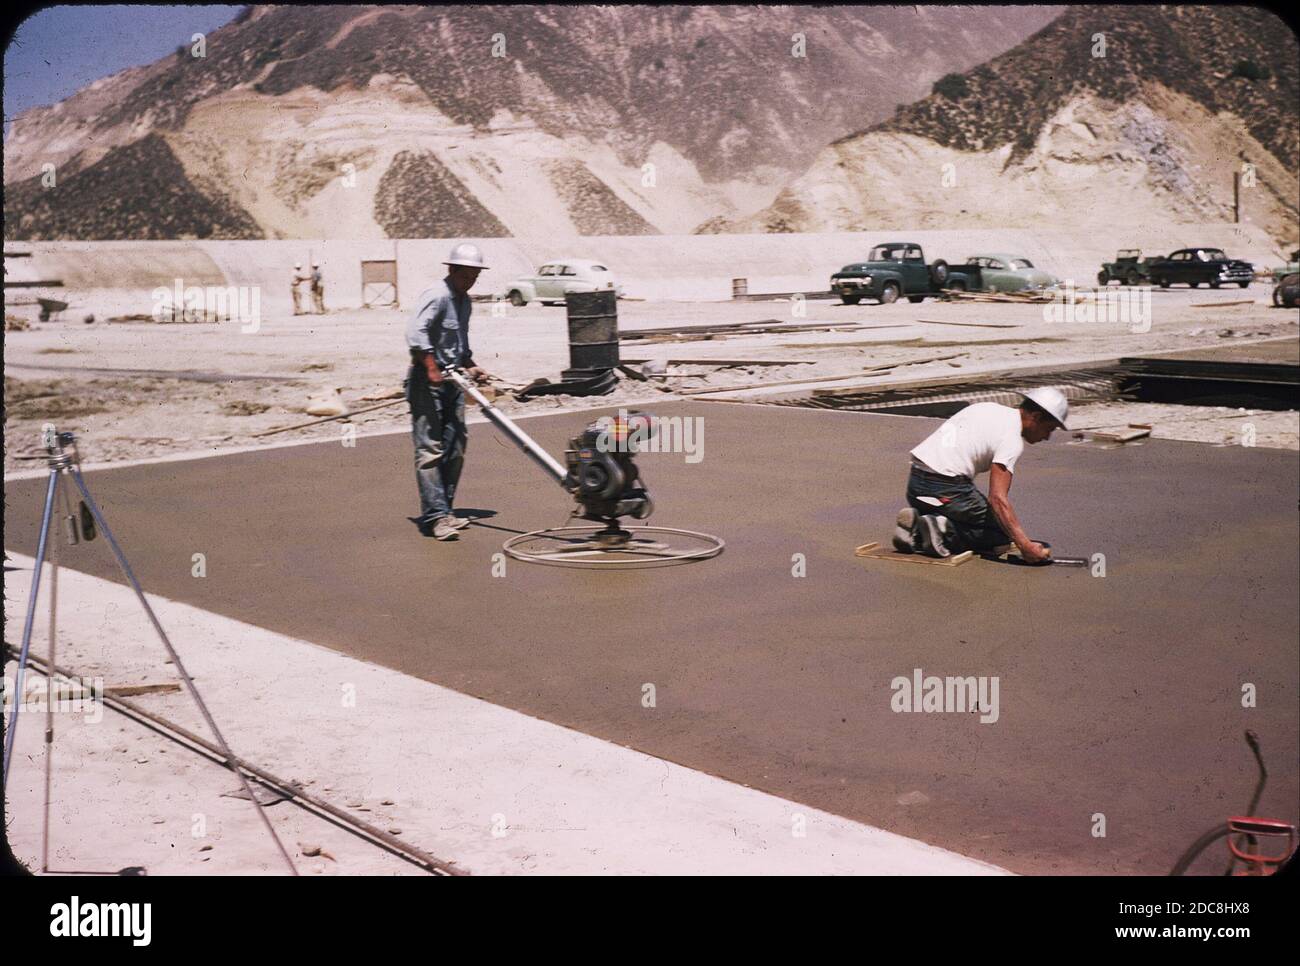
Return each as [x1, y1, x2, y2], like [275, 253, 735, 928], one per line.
[894, 388, 1070, 563]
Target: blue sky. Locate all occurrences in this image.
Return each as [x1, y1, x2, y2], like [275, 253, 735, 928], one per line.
[4, 4, 244, 129]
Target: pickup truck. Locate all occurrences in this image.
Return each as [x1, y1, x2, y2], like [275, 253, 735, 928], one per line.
[829, 242, 968, 304]
[1146, 248, 1254, 289]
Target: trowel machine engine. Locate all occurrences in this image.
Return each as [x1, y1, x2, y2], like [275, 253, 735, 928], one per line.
[564, 413, 655, 524]
[443, 366, 653, 533]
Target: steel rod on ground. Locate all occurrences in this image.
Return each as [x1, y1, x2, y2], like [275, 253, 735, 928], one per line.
[19, 651, 465, 876]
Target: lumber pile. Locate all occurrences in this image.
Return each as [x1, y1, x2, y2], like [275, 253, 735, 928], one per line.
[620, 319, 865, 345]
[941, 289, 1056, 304]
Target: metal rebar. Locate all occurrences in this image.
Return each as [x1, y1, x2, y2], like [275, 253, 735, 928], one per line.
[21, 651, 464, 876]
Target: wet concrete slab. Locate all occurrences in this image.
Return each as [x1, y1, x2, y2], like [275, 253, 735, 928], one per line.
[5, 403, 1297, 874]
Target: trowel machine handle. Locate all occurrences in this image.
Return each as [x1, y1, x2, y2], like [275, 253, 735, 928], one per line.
[442, 366, 569, 487]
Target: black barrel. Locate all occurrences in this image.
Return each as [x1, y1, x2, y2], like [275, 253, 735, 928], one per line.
[563, 289, 620, 378]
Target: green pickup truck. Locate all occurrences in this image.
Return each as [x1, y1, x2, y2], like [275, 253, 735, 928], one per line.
[829, 242, 960, 304]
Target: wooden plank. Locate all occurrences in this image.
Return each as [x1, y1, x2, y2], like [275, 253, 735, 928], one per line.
[103, 683, 183, 697]
[914, 319, 1021, 329]
[680, 368, 891, 396]
[810, 354, 969, 396]
[1190, 300, 1255, 307]
[621, 358, 816, 367]
[1089, 428, 1150, 443]
[854, 541, 975, 567]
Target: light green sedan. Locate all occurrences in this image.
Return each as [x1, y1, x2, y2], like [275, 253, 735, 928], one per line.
[952, 254, 1061, 293]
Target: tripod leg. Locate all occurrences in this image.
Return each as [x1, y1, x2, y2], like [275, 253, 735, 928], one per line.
[4, 468, 60, 782]
[43, 482, 60, 873]
[67, 467, 298, 875]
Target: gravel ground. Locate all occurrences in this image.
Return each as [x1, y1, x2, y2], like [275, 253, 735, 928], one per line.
[5, 291, 1297, 473]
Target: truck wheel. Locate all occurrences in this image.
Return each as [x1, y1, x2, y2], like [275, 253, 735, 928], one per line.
[508, 290, 526, 307]
[1190, 281, 1201, 288]
[1126, 270, 1141, 286]
[1097, 270, 1110, 286]
[947, 279, 967, 293]
[907, 295, 925, 303]
[1237, 281, 1250, 289]
[930, 260, 949, 287]
[840, 294, 861, 305]
[879, 283, 900, 305]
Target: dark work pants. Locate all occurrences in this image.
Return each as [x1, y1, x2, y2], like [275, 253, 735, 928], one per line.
[905, 465, 1011, 553]
[405, 365, 467, 528]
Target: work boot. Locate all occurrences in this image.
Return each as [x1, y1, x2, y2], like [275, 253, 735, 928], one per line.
[432, 516, 460, 541]
[892, 507, 917, 553]
[916, 514, 952, 558]
[445, 514, 470, 530]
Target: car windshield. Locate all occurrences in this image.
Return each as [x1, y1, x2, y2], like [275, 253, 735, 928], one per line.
[869, 245, 907, 261]
[1010, 259, 1033, 269]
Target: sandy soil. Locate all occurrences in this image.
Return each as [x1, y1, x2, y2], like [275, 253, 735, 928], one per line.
[5, 290, 1297, 474]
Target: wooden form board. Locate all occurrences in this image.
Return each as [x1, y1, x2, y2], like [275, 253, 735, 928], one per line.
[853, 541, 975, 567]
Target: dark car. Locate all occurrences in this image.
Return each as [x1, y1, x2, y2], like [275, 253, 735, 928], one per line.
[1273, 272, 1299, 308]
[1147, 248, 1254, 289]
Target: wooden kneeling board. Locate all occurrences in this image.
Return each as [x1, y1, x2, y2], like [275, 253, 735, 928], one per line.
[853, 541, 974, 567]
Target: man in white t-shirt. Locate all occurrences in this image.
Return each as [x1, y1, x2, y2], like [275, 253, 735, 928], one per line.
[893, 389, 1070, 564]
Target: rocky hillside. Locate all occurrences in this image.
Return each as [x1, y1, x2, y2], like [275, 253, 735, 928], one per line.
[3, 4, 1057, 240]
[718, 5, 1299, 245]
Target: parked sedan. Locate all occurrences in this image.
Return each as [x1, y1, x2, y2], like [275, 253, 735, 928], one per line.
[501, 259, 622, 306]
[1271, 249, 1299, 278]
[951, 254, 1060, 293]
[1147, 248, 1254, 289]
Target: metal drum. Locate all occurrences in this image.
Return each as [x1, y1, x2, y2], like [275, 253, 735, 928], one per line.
[563, 289, 620, 377]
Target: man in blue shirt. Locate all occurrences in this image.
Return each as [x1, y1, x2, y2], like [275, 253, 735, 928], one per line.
[404, 242, 490, 540]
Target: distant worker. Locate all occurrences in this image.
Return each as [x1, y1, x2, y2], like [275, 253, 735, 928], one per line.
[893, 389, 1070, 563]
[404, 242, 491, 541]
[310, 261, 325, 314]
[290, 261, 311, 315]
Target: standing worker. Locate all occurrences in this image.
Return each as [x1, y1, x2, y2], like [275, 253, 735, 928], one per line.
[291, 261, 310, 315]
[310, 260, 326, 314]
[893, 389, 1071, 563]
[404, 242, 491, 541]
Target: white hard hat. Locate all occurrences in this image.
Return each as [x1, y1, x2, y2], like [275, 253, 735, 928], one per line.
[1020, 387, 1070, 430]
[444, 242, 488, 269]
[294, 262, 302, 269]
[311, 261, 319, 267]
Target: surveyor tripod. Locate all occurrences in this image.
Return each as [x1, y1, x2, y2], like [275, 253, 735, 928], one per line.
[4, 428, 297, 873]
